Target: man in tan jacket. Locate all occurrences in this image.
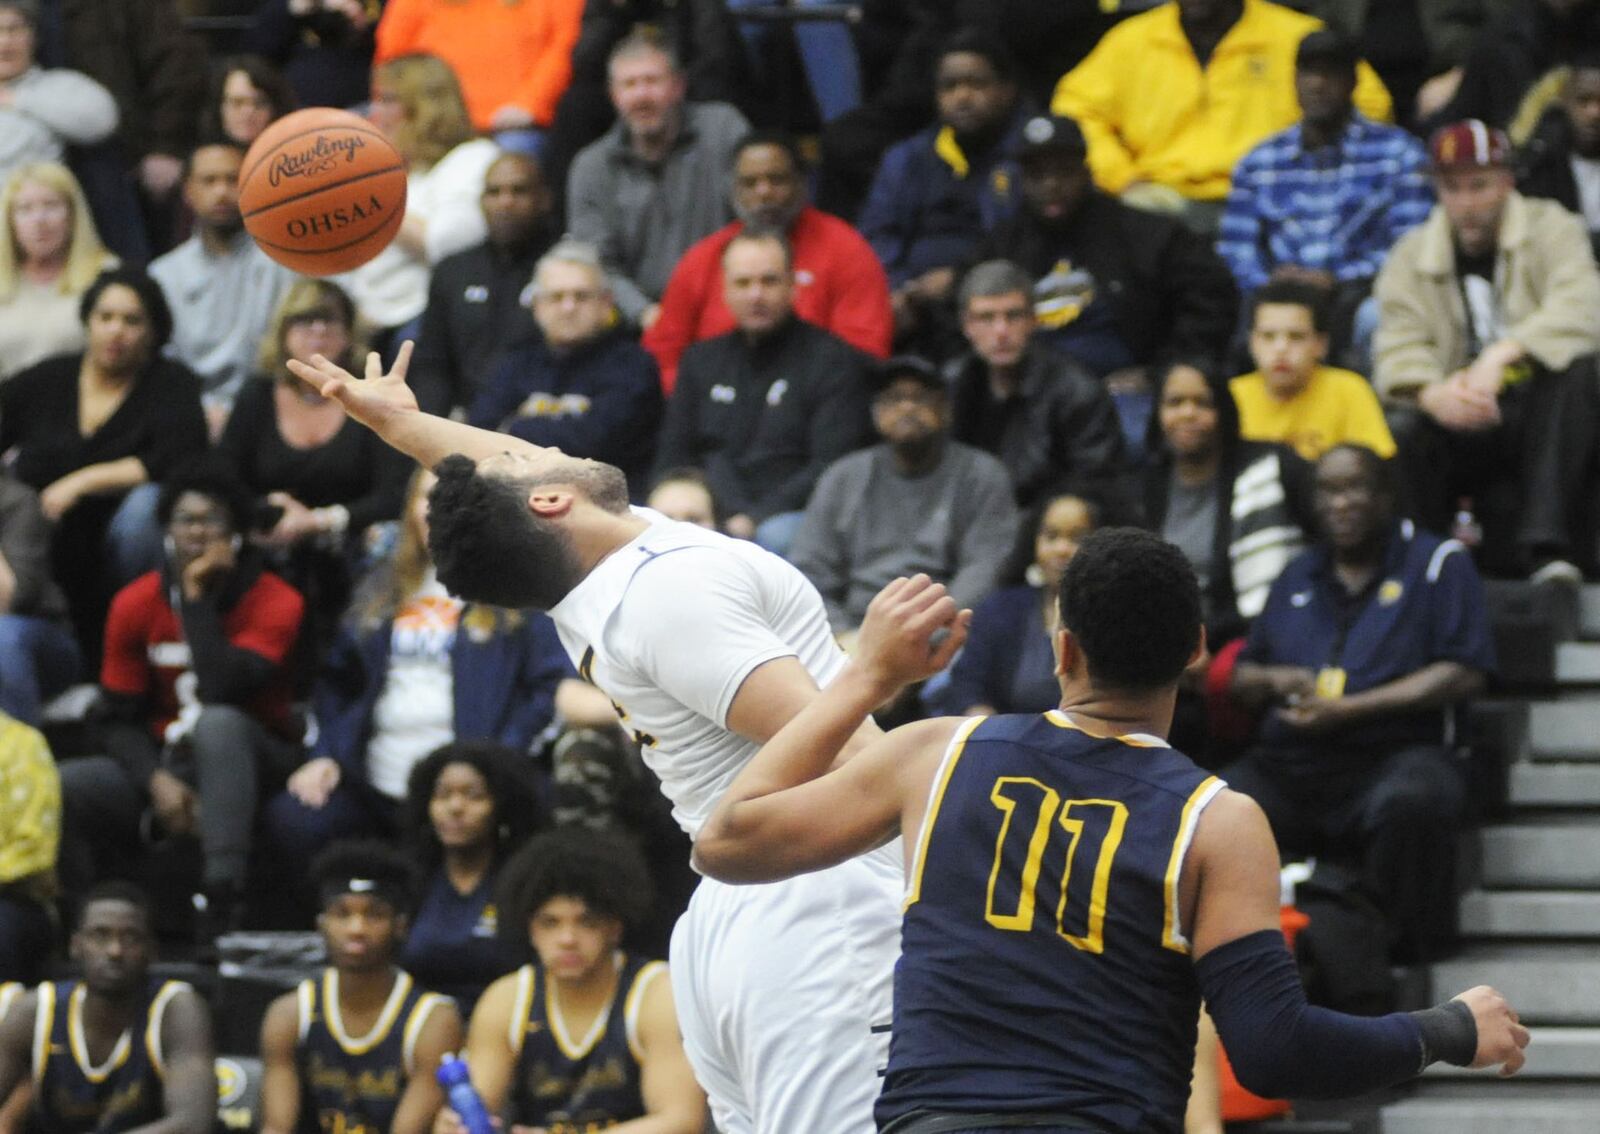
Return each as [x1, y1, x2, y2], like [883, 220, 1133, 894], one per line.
[1374, 119, 1600, 581]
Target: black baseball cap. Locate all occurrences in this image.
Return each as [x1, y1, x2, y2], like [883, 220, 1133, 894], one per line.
[1018, 114, 1088, 163]
[872, 355, 946, 395]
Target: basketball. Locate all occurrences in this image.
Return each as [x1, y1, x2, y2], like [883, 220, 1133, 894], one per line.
[238, 107, 408, 276]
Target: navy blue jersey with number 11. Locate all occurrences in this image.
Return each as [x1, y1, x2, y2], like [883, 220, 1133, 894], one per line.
[876, 711, 1224, 1133]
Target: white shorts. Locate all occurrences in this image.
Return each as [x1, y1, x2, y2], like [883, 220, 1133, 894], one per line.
[670, 851, 903, 1134]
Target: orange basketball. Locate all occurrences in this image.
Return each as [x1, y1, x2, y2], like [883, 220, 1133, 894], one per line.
[238, 107, 408, 276]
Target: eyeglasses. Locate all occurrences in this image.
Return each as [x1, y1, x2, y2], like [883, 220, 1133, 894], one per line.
[285, 312, 345, 332]
[169, 512, 229, 532]
[874, 387, 944, 407]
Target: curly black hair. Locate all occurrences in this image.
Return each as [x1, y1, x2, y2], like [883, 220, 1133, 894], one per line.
[427, 454, 587, 610]
[156, 459, 254, 534]
[495, 826, 653, 956]
[1056, 528, 1201, 691]
[310, 839, 420, 917]
[404, 740, 548, 874]
[79, 267, 174, 353]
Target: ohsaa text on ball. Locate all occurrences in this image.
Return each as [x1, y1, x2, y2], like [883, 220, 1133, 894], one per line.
[285, 194, 384, 239]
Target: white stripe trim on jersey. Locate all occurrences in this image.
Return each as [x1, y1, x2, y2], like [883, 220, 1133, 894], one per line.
[548, 953, 624, 1061]
[68, 984, 131, 1082]
[1162, 777, 1227, 953]
[1427, 539, 1465, 583]
[295, 980, 314, 1043]
[624, 960, 668, 1063]
[144, 981, 191, 1077]
[0, 982, 21, 1023]
[508, 965, 535, 1057]
[325, 969, 413, 1055]
[31, 982, 53, 1083]
[402, 993, 447, 1076]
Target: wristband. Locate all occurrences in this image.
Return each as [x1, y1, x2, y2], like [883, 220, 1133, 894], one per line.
[1409, 999, 1477, 1067]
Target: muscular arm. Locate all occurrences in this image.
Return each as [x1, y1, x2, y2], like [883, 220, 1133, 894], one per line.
[697, 579, 969, 882]
[286, 344, 551, 470]
[610, 971, 705, 1134]
[0, 991, 36, 1121]
[125, 988, 214, 1134]
[258, 995, 302, 1134]
[1329, 661, 1483, 723]
[462, 976, 519, 1116]
[392, 999, 462, 1134]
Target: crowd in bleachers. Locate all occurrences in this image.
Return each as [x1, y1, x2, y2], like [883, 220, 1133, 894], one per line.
[2, 0, 1600, 1126]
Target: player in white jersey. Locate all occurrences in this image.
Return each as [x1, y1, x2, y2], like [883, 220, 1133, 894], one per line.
[285, 344, 956, 1133]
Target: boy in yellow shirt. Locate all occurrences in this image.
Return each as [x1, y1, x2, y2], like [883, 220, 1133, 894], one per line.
[1230, 280, 1395, 460]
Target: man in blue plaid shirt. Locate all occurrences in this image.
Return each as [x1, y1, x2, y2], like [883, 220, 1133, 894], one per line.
[1217, 30, 1432, 326]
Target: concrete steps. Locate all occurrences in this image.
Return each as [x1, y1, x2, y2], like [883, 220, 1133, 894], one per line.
[1459, 889, 1600, 936]
[1480, 820, 1600, 889]
[1507, 761, 1600, 808]
[1380, 1082, 1600, 1133]
[1528, 702, 1600, 761]
[1422, 1027, 1600, 1079]
[1429, 945, 1600, 1026]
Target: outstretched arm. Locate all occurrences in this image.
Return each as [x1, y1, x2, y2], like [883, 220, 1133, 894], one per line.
[285, 343, 552, 470]
[694, 575, 969, 882]
[125, 988, 215, 1134]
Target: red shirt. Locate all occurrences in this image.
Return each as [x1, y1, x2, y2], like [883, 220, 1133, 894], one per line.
[643, 206, 893, 393]
[101, 570, 304, 742]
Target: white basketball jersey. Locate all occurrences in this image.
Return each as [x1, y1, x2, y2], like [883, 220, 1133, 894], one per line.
[549, 508, 849, 839]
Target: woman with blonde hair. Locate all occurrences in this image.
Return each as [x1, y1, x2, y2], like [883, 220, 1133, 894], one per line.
[338, 53, 499, 346]
[0, 162, 116, 380]
[217, 277, 410, 661]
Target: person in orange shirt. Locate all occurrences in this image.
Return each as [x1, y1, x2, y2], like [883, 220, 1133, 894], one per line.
[375, 0, 584, 133]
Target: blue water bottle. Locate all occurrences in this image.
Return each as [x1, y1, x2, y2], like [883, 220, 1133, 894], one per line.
[437, 1053, 495, 1134]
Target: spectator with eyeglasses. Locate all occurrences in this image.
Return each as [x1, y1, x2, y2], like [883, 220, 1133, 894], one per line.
[467, 239, 663, 500]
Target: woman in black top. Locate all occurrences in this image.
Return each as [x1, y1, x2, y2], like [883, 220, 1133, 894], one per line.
[218, 278, 410, 664]
[0, 268, 207, 660]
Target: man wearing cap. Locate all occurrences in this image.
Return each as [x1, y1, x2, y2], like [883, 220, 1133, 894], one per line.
[1053, 0, 1392, 231]
[652, 230, 874, 555]
[1374, 119, 1600, 582]
[1218, 30, 1432, 338]
[790, 356, 1017, 645]
[970, 113, 1237, 392]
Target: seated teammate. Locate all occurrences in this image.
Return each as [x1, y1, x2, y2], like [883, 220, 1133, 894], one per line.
[0, 881, 215, 1134]
[695, 538, 1529, 1133]
[436, 827, 705, 1133]
[259, 840, 462, 1134]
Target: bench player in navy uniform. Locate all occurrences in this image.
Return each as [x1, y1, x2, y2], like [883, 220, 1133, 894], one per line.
[0, 882, 215, 1134]
[696, 535, 1530, 1134]
[435, 827, 705, 1134]
[259, 841, 462, 1134]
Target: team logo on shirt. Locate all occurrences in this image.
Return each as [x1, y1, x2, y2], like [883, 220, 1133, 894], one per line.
[1378, 580, 1404, 606]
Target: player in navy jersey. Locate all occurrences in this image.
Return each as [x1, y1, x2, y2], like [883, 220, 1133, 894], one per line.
[436, 827, 705, 1134]
[259, 841, 462, 1134]
[696, 531, 1529, 1134]
[0, 882, 215, 1134]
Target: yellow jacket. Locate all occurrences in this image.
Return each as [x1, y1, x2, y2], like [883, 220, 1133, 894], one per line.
[1052, 0, 1392, 200]
[0, 713, 58, 895]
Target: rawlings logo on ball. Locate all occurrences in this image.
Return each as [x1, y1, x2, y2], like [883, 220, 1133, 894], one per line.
[267, 133, 368, 187]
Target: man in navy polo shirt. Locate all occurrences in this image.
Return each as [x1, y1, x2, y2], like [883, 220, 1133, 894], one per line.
[1222, 444, 1495, 963]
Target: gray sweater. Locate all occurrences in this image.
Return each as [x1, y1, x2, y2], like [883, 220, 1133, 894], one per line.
[791, 442, 1019, 631]
[0, 65, 118, 181]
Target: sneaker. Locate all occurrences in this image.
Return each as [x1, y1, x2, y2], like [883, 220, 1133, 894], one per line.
[1529, 559, 1583, 589]
[1530, 559, 1583, 642]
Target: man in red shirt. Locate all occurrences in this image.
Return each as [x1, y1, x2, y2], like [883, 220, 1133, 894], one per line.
[57, 465, 304, 940]
[644, 131, 892, 392]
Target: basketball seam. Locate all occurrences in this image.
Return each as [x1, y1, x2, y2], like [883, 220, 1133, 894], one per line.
[241, 163, 407, 220]
[240, 121, 393, 187]
[249, 201, 405, 260]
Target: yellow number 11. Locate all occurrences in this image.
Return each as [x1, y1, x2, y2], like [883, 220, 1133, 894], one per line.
[983, 777, 1129, 953]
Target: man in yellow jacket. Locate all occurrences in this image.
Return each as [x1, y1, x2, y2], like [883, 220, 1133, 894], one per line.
[1053, 0, 1391, 222]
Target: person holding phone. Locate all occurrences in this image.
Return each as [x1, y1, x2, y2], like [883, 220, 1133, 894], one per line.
[56, 463, 307, 944]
